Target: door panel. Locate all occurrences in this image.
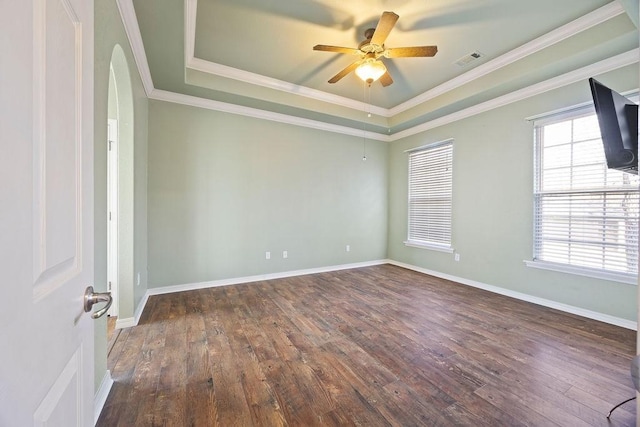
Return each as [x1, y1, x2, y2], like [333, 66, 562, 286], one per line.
[33, 348, 83, 426]
[0, 0, 95, 425]
[33, 0, 82, 299]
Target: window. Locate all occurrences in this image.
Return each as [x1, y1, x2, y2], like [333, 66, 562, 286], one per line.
[405, 139, 453, 252]
[532, 110, 639, 283]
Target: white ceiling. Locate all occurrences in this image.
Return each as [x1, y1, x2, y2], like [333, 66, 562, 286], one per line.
[127, 0, 639, 137]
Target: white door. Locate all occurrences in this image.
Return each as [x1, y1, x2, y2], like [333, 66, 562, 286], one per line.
[0, 0, 95, 426]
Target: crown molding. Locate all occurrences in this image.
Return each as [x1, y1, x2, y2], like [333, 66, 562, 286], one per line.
[390, 49, 639, 141]
[117, 0, 636, 142]
[150, 46, 638, 143]
[389, 1, 625, 115]
[186, 57, 390, 118]
[184, 0, 388, 117]
[148, 89, 391, 142]
[116, 0, 153, 96]
[184, 0, 197, 65]
[184, 0, 624, 118]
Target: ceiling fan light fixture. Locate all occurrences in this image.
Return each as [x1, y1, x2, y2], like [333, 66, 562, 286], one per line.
[314, 11, 437, 86]
[355, 60, 386, 84]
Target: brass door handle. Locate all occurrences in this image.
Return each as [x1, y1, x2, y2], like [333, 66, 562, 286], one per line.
[84, 286, 113, 319]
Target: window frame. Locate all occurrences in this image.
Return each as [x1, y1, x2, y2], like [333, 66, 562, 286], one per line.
[526, 105, 639, 285]
[404, 139, 454, 253]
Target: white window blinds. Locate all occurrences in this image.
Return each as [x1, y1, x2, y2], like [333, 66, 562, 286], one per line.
[407, 140, 453, 249]
[533, 112, 639, 279]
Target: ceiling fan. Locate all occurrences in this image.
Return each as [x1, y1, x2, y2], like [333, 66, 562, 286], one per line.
[313, 11, 437, 86]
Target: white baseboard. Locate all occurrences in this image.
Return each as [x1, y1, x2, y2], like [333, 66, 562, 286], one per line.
[114, 290, 151, 329]
[146, 259, 389, 296]
[114, 260, 388, 328]
[114, 317, 135, 329]
[116, 258, 635, 331]
[134, 291, 149, 324]
[94, 370, 113, 426]
[388, 260, 637, 330]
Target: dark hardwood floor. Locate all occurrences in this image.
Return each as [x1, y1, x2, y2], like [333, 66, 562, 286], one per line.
[97, 264, 637, 426]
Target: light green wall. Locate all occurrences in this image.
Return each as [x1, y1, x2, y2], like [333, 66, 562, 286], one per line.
[94, 0, 148, 392]
[619, 0, 639, 28]
[90, 0, 637, 404]
[146, 65, 638, 322]
[147, 100, 388, 288]
[388, 65, 639, 322]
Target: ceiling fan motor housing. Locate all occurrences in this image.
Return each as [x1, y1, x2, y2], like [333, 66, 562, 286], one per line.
[359, 29, 385, 54]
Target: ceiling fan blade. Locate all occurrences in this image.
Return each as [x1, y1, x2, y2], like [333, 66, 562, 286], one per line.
[313, 45, 361, 55]
[371, 11, 399, 46]
[379, 71, 393, 87]
[328, 60, 361, 83]
[385, 46, 438, 58]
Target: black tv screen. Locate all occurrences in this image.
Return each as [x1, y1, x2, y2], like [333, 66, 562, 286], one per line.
[589, 77, 638, 175]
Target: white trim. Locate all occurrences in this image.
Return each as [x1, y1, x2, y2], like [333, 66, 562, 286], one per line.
[183, 0, 623, 118]
[146, 49, 637, 143]
[391, 49, 639, 140]
[403, 241, 454, 253]
[106, 119, 119, 317]
[116, 0, 153, 96]
[184, 1, 388, 118]
[525, 102, 595, 124]
[114, 316, 135, 329]
[388, 260, 637, 330]
[117, 260, 387, 327]
[131, 259, 637, 331]
[187, 57, 390, 118]
[525, 89, 639, 123]
[184, 0, 197, 65]
[146, 260, 389, 296]
[148, 89, 392, 142]
[114, 290, 149, 329]
[404, 138, 454, 153]
[134, 290, 149, 324]
[389, 1, 625, 115]
[93, 370, 113, 426]
[524, 260, 637, 285]
[120, 0, 631, 134]
[116, 0, 637, 141]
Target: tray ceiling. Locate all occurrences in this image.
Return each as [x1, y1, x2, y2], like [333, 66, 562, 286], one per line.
[126, 0, 638, 137]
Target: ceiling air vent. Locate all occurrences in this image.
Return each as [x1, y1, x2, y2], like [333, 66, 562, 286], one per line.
[454, 51, 484, 67]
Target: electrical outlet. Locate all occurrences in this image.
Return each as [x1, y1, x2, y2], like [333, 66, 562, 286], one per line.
[265, 251, 271, 260]
[454, 253, 460, 262]
[346, 245, 350, 252]
[283, 250, 288, 259]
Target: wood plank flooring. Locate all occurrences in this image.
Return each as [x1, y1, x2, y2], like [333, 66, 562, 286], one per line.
[97, 264, 637, 426]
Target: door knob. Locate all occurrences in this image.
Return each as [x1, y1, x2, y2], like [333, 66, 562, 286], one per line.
[84, 286, 113, 319]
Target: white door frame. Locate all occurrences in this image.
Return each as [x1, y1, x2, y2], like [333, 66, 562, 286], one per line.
[107, 118, 119, 317]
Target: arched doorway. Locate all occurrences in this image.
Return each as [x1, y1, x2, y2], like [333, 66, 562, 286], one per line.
[107, 45, 135, 329]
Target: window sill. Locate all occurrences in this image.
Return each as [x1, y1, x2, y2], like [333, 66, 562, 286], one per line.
[404, 241, 454, 253]
[524, 260, 637, 285]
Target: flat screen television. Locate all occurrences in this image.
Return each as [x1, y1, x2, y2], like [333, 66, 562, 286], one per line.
[589, 77, 638, 175]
